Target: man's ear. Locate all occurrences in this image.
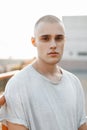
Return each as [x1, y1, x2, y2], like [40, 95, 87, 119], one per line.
[31, 37, 36, 47]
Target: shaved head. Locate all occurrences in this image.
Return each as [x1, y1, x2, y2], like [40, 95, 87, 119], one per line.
[34, 15, 64, 36]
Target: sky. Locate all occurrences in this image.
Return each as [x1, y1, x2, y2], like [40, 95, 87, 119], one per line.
[0, 0, 87, 59]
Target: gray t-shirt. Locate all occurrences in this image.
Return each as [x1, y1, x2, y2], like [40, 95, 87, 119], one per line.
[0, 64, 86, 130]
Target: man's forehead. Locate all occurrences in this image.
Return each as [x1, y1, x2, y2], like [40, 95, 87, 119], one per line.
[34, 22, 65, 36]
[35, 21, 62, 29]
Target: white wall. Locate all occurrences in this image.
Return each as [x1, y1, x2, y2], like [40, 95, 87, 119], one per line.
[62, 16, 87, 60]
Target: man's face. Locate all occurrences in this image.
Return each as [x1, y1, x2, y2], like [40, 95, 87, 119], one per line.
[32, 22, 65, 65]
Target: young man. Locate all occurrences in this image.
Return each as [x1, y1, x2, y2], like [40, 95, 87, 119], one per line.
[0, 15, 87, 130]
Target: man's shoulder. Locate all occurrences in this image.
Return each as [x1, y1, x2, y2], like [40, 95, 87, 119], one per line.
[62, 68, 79, 81]
[7, 64, 33, 84]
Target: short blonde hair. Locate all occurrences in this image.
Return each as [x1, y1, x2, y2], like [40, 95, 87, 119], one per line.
[34, 15, 64, 35]
[35, 15, 62, 27]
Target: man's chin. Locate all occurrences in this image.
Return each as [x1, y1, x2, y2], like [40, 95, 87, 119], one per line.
[47, 59, 61, 65]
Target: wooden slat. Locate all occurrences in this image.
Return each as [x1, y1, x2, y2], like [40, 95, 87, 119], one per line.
[2, 124, 8, 130]
[0, 70, 19, 80]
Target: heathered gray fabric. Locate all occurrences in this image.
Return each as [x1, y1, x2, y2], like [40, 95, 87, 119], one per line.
[0, 64, 86, 130]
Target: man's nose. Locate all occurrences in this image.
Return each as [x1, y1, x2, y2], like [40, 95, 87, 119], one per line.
[50, 39, 56, 49]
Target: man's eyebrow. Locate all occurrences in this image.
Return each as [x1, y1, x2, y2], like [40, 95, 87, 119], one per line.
[39, 34, 50, 37]
[56, 34, 65, 36]
[55, 34, 65, 39]
[39, 34, 65, 38]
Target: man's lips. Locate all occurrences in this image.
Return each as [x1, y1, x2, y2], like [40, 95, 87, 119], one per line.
[48, 52, 58, 55]
[47, 52, 59, 56]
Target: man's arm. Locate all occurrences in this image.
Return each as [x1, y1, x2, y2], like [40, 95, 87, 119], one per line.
[0, 95, 6, 105]
[78, 123, 87, 130]
[7, 121, 28, 130]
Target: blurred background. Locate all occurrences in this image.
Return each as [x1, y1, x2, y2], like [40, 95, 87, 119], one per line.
[0, 0, 87, 114]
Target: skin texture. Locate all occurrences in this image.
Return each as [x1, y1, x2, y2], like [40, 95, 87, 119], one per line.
[78, 124, 87, 130]
[33, 22, 65, 65]
[2, 15, 87, 130]
[0, 95, 6, 105]
[31, 22, 65, 83]
[7, 122, 28, 130]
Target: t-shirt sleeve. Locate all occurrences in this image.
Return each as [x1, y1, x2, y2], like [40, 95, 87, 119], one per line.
[76, 78, 87, 128]
[0, 77, 29, 129]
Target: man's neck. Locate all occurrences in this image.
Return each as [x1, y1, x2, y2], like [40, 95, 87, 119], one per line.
[32, 60, 62, 83]
[32, 60, 58, 73]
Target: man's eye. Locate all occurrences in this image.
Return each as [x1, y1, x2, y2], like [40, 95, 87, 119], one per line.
[55, 35, 64, 41]
[41, 37, 50, 41]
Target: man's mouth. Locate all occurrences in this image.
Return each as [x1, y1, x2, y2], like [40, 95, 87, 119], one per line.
[47, 52, 59, 56]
